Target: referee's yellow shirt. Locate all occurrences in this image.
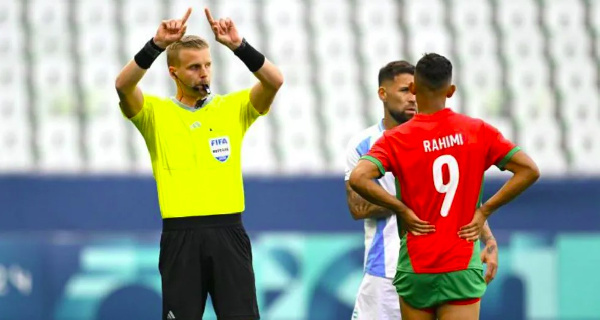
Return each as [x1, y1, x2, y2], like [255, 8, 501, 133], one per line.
[129, 89, 262, 219]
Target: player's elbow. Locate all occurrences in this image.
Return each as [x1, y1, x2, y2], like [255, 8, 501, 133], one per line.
[348, 171, 364, 193]
[527, 162, 541, 183]
[115, 75, 134, 95]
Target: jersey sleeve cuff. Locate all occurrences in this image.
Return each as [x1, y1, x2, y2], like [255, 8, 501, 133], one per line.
[496, 146, 521, 170]
[360, 155, 386, 177]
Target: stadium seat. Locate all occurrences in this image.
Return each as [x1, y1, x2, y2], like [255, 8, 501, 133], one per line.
[242, 116, 278, 174]
[451, 0, 493, 34]
[566, 122, 600, 174]
[355, 0, 397, 26]
[309, 0, 351, 31]
[542, 0, 586, 34]
[517, 119, 567, 175]
[0, 121, 33, 171]
[266, 31, 309, 65]
[37, 117, 83, 172]
[272, 88, 325, 173]
[86, 118, 130, 172]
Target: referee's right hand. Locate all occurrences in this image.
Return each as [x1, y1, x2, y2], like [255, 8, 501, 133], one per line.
[153, 8, 192, 49]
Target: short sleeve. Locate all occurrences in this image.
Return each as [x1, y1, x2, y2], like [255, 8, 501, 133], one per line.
[362, 134, 392, 177]
[129, 94, 157, 141]
[344, 135, 362, 181]
[482, 121, 520, 170]
[223, 89, 262, 134]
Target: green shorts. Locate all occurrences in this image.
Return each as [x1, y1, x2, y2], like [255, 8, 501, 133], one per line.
[393, 269, 486, 309]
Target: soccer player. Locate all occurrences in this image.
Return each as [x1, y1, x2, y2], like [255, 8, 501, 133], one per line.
[349, 53, 539, 320]
[115, 7, 283, 320]
[345, 61, 500, 320]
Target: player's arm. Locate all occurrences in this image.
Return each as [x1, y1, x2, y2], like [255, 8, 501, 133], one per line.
[204, 8, 283, 114]
[349, 159, 435, 235]
[345, 182, 393, 220]
[481, 150, 540, 216]
[115, 8, 192, 118]
[480, 221, 498, 284]
[460, 150, 540, 241]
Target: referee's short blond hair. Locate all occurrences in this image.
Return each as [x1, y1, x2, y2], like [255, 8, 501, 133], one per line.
[166, 35, 210, 66]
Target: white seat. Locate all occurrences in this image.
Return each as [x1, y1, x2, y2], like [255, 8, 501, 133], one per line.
[314, 30, 356, 62]
[460, 89, 503, 119]
[404, 0, 444, 31]
[548, 33, 591, 63]
[309, 0, 350, 31]
[216, 0, 258, 27]
[359, 32, 403, 67]
[219, 60, 258, 93]
[407, 30, 452, 63]
[0, 121, 33, 172]
[267, 31, 309, 64]
[451, 0, 493, 34]
[34, 61, 77, 116]
[29, 0, 69, 33]
[355, 0, 398, 31]
[517, 119, 567, 175]
[501, 31, 544, 64]
[364, 94, 384, 126]
[497, 0, 538, 32]
[86, 118, 129, 173]
[78, 31, 118, 59]
[317, 63, 359, 93]
[566, 123, 600, 174]
[76, 0, 115, 31]
[139, 65, 171, 97]
[320, 86, 364, 125]
[511, 97, 557, 125]
[263, 0, 305, 31]
[241, 117, 277, 174]
[542, 0, 586, 34]
[273, 88, 324, 173]
[275, 64, 310, 88]
[553, 58, 597, 96]
[37, 117, 83, 172]
[455, 30, 498, 64]
[560, 91, 599, 128]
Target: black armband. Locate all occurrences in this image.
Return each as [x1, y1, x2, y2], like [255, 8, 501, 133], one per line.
[134, 38, 165, 69]
[233, 38, 265, 72]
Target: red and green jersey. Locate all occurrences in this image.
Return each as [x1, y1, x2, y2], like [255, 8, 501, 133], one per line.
[363, 108, 519, 274]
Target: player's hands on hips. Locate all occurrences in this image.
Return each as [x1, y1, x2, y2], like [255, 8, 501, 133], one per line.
[480, 239, 498, 284]
[398, 208, 435, 236]
[458, 208, 488, 242]
[153, 8, 192, 49]
[204, 8, 243, 51]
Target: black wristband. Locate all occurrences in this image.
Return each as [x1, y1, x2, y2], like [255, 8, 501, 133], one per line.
[134, 38, 165, 69]
[233, 38, 265, 72]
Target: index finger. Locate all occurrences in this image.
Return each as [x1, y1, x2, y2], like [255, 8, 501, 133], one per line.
[204, 7, 215, 24]
[181, 7, 192, 25]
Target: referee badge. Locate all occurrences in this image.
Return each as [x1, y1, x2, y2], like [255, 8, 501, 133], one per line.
[209, 136, 230, 162]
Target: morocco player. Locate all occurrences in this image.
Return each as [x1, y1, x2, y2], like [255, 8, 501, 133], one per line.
[349, 53, 540, 320]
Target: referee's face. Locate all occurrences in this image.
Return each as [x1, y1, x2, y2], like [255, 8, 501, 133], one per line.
[171, 48, 212, 96]
[379, 73, 417, 125]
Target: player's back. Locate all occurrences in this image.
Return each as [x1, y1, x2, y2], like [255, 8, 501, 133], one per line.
[384, 108, 514, 274]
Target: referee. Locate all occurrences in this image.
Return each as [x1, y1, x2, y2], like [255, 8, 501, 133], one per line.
[115, 7, 283, 320]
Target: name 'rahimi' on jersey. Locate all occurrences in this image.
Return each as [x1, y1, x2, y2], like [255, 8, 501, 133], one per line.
[423, 133, 464, 153]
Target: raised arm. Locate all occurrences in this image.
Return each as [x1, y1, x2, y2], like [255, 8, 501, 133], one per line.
[115, 8, 192, 118]
[204, 8, 283, 114]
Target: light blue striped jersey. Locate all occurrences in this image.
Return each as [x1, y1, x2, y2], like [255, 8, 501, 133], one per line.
[345, 120, 399, 279]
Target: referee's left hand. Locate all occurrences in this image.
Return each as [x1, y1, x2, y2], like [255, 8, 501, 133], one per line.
[204, 8, 243, 51]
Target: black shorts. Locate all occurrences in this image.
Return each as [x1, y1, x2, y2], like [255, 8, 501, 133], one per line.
[159, 213, 259, 320]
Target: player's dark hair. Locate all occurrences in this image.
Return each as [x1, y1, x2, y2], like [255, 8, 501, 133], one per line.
[415, 53, 453, 90]
[378, 61, 415, 86]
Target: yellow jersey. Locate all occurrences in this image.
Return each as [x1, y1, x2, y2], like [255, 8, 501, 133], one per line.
[130, 89, 262, 219]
